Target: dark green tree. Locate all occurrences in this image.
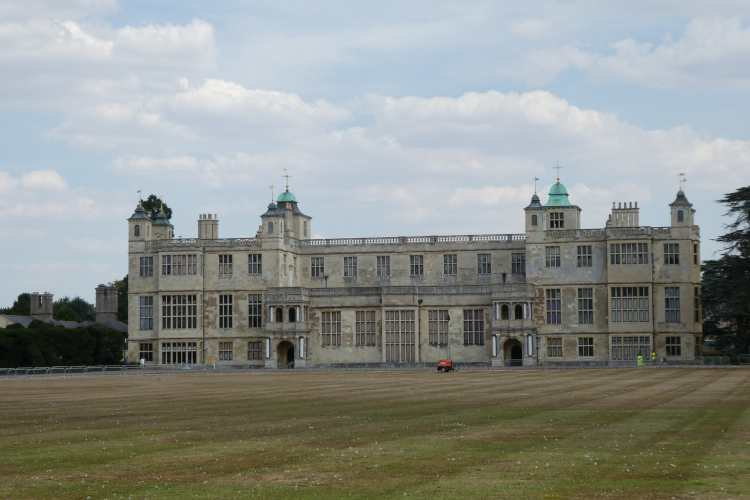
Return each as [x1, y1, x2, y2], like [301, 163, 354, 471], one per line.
[112, 275, 128, 324]
[141, 194, 172, 221]
[702, 185, 750, 356]
[8, 293, 31, 316]
[54, 305, 82, 323]
[53, 296, 94, 321]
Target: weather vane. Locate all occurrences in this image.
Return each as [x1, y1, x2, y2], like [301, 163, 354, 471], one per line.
[554, 161, 563, 182]
[282, 169, 291, 191]
[270, 185, 275, 202]
[678, 172, 685, 190]
[533, 177, 539, 194]
[137, 189, 142, 205]
[158, 195, 163, 212]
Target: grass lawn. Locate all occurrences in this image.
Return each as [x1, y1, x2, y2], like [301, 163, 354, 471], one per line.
[1, 369, 749, 499]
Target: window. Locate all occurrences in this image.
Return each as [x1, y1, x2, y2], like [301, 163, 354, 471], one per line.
[546, 289, 561, 324]
[219, 254, 233, 275]
[677, 210, 684, 222]
[377, 256, 390, 277]
[248, 254, 262, 274]
[161, 254, 198, 275]
[577, 246, 592, 267]
[578, 337, 594, 357]
[611, 287, 650, 322]
[249, 294, 263, 328]
[248, 341, 263, 360]
[343, 257, 357, 277]
[428, 310, 448, 345]
[666, 336, 681, 356]
[161, 255, 171, 275]
[410, 255, 423, 276]
[665, 287, 680, 323]
[139, 297, 153, 330]
[219, 342, 233, 361]
[355, 311, 377, 346]
[139, 342, 153, 362]
[664, 244, 680, 265]
[219, 295, 233, 328]
[161, 342, 197, 364]
[268, 221, 273, 233]
[531, 214, 538, 226]
[512, 253, 525, 274]
[694, 287, 701, 323]
[303, 221, 308, 237]
[547, 338, 562, 357]
[321, 311, 341, 346]
[463, 309, 484, 345]
[514, 304, 523, 320]
[139, 257, 153, 277]
[550, 212, 564, 228]
[161, 295, 198, 329]
[610, 243, 649, 265]
[500, 304, 509, 320]
[444, 254, 457, 275]
[385, 310, 415, 361]
[694, 244, 698, 265]
[578, 288, 593, 323]
[477, 254, 491, 274]
[545, 246, 560, 267]
[611, 336, 650, 360]
[311, 257, 324, 277]
[134, 225, 140, 236]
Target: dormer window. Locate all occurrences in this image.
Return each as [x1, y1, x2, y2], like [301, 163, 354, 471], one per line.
[134, 225, 140, 236]
[550, 212, 564, 229]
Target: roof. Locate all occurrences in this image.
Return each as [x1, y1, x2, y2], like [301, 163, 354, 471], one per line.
[262, 202, 285, 217]
[545, 181, 572, 207]
[670, 189, 692, 206]
[0, 315, 35, 328]
[152, 211, 173, 227]
[277, 190, 298, 203]
[526, 193, 543, 209]
[128, 205, 150, 220]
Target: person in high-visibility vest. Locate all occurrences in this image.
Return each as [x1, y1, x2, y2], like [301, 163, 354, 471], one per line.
[637, 352, 643, 367]
[651, 350, 656, 362]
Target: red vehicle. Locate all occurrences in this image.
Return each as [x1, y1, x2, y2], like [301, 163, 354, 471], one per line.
[437, 359, 455, 372]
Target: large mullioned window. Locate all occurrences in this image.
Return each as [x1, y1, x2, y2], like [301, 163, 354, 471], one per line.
[610, 287, 650, 323]
[546, 289, 561, 324]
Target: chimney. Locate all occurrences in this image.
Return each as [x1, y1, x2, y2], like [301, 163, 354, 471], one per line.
[95, 285, 118, 323]
[30, 292, 54, 322]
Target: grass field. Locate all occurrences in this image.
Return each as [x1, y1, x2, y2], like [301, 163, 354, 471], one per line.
[1, 369, 749, 500]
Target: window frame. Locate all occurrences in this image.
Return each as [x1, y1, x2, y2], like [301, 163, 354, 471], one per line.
[444, 254, 458, 275]
[219, 254, 233, 275]
[546, 289, 561, 324]
[577, 245, 592, 267]
[377, 256, 390, 277]
[343, 256, 357, 277]
[578, 337, 594, 357]
[477, 254, 491, 274]
[410, 255, 424, 276]
[511, 253, 526, 274]
[547, 337, 562, 358]
[248, 254, 262, 274]
[577, 288, 593, 324]
[311, 257, 324, 278]
[219, 294, 233, 329]
[545, 246, 561, 267]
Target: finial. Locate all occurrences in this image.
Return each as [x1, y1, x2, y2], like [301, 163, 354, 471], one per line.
[137, 189, 142, 206]
[158, 195, 163, 213]
[554, 161, 563, 182]
[533, 177, 539, 195]
[270, 185, 275, 202]
[282, 169, 291, 191]
[678, 172, 685, 190]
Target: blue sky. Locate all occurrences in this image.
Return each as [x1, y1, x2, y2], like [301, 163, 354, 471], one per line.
[1, 0, 749, 306]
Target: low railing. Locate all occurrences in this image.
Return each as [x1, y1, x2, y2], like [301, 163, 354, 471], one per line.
[146, 238, 260, 249]
[546, 227, 673, 239]
[300, 234, 526, 247]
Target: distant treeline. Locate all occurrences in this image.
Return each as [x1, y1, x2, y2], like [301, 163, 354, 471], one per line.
[0, 320, 124, 368]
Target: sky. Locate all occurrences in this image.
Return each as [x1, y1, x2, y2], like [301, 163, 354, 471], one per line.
[1, 0, 750, 307]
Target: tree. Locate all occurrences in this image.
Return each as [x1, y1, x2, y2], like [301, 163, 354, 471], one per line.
[112, 275, 128, 324]
[702, 185, 750, 357]
[8, 293, 31, 316]
[54, 305, 82, 323]
[141, 194, 172, 221]
[53, 296, 94, 321]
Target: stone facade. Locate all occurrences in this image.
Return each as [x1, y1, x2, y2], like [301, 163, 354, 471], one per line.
[125, 183, 702, 368]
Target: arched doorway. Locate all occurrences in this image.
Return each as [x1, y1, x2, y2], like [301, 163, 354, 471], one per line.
[504, 338, 523, 367]
[277, 340, 295, 368]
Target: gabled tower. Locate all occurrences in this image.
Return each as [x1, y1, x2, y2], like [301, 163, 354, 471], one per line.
[127, 203, 152, 241]
[670, 189, 695, 227]
[542, 177, 581, 230]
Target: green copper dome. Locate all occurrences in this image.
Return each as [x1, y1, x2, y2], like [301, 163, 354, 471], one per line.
[277, 190, 298, 203]
[153, 211, 173, 227]
[545, 182, 571, 207]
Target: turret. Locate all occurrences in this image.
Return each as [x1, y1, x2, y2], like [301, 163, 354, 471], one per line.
[95, 284, 118, 323]
[198, 213, 219, 240]
[524, 193, 543, 231]
[607, 202, 640, 228]
[670, 190, 695, 227]
[260, 202, 285, 238]
[152, 210, 173, 239]
[127, 204, 152, 241]
[30, 292, 53, 322]
[542, 179, 581, 230]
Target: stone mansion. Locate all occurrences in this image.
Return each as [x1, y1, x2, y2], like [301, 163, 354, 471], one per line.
[126, 179, 702, 367]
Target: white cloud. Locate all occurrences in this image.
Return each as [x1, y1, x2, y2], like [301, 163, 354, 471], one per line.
[20, 170, 68, 190]
[511, 17, 750, 88]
